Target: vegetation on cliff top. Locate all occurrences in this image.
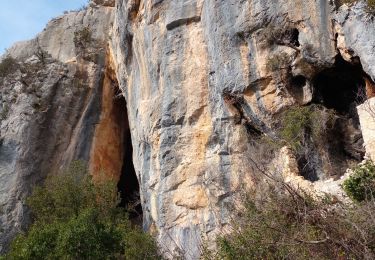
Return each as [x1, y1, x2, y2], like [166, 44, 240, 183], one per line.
[3, 161, 161, 260]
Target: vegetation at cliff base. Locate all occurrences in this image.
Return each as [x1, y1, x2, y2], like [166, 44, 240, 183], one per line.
[203, 178, 375, 259]
[4, 161, 161, 260]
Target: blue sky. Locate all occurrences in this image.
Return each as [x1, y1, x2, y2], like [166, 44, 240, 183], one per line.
[0, 0, 88, 55]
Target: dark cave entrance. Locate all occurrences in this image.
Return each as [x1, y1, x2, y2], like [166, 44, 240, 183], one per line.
[312, 55, 366, 114]
[115, 93, 143, 222]
[297, 55, 369, 181]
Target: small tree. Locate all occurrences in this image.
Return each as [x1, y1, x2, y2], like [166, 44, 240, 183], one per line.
[5, 161, 162, 259]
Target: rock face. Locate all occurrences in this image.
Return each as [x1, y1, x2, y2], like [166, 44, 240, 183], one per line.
[358, 98, 375, 161]
[2, 0, 375, 258]
[110, 0, 375, 258]
[0, 4, 114, 252]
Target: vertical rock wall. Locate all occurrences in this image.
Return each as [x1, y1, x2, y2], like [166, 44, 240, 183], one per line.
[0, 4, 114, 252]
[2, 0, 375, 258]
[110, 0, 375, 258]
[110, 0, 335, 258]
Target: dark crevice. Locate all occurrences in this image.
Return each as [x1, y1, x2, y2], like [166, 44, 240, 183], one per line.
[166, 16, 201, 31]
[288, 75, 307, 103]
[289, 28, 300, 47]
[291, 75, 307, 89]
[297, 155, 318, 182]
[222, 90, 263, 136]
[114, 93, 142, 223]
[312, 55, 366, 114]
[295, 54, 370, 181]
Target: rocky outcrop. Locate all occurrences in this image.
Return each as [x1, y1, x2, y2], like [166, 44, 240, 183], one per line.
[358, 98, 375, 161]
[0, 4, 114, 252]
[109, 0, 375, 258]
[2, 0, 375, 258]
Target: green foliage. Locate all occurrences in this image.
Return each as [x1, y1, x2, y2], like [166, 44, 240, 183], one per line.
[343, 160, 375, 202]
[203, 183, 375, 259]
[0, 55, 18, 77]
[5, 161, 162, 260]
[279, 105, 336, 152]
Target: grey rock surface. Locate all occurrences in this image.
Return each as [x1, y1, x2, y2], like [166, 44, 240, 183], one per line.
[110, 0, 375, 258]
[0, 5, 114, 252]
[2, 0, 375, 259]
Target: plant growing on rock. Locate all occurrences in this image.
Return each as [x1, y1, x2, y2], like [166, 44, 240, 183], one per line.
[279, 105, 336, 153]
[367, 0, 375, 13]
[74, 27, 92, 47]
[338, 0, 375, 13]
[266, 53, 290, 72]
[0, 55, 18, 77]
[343, 160, 375, 202]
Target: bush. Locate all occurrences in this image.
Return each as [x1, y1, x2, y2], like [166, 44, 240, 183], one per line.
[0, 55, 18, 77]
[203, 181, 375, 259]
[279, 105, 336, 152]
[4, 161, 162, 259]
[343, 160, 375, 202]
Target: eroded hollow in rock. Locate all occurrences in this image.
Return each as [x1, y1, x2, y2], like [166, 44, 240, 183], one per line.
[295, 55, 369, 181]
[115, 95, 142, 222]
[91, 54, 143, 223]
[313, 55, 366, 113]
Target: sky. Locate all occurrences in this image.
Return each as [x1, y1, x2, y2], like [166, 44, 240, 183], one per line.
[0, 0, 88, 55]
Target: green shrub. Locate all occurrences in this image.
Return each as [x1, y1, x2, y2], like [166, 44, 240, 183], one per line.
[279, 105, 336, 152]
[343, 160, 375, 202]
[4, 161, 162, 259]
[203, 182, 375, 259]
[0, 55, 18, 77]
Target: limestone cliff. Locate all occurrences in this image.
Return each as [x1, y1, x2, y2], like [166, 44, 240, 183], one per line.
[0, 2, 114, 252]
[2, 0, 375, 258]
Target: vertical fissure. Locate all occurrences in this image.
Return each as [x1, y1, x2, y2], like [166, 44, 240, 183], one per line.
[116, 99, 142, 223]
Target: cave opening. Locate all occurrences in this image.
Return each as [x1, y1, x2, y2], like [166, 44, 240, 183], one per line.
[114, 92, 142, 222]
[295, 55, 370, 181]
[312, 55, 366, 114]
[289, 28, 300, 48]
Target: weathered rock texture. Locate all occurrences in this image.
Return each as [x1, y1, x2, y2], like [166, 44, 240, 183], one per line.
[0, 4, 114, 252]
[110, 0, 375, 258]
[2, 0, 375, 258]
